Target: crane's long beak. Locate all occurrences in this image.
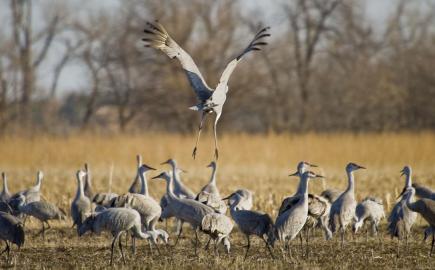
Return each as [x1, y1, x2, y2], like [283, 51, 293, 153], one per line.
[151, 174, 162, 180]
[160, 160, 170, 165]
[315, 174, 325, 178]
[222, 193, 234, 200]
[358, 165, 366, 169]
[308, 163, 318, 167]
[400, 169, 405, 176]
[289, 171, 299, 177]
[143, 164, 156, 171]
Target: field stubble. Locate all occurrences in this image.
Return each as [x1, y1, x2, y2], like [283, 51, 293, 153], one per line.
[0, 132, 434, 269]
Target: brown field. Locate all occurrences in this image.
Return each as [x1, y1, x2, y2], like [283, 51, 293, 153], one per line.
[0, 132, 434, 269]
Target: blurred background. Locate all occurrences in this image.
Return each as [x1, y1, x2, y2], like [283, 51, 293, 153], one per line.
[0, 0, 435, 134]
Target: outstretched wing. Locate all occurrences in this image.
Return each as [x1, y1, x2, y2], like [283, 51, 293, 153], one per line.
[210, 27, 271, 105]
[142, 21, 213, 102]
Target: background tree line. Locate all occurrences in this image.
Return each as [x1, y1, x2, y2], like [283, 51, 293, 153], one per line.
[0, 0, 434, 134]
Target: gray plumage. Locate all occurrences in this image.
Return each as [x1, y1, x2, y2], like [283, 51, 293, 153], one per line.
[10, 171, 43, 204]
[226, 191, 275, 259]
[143, 21, 270, 159]
[412, 183, 435, 200]
[329, 163, 365, 246]
[79, 207, 158, 265]
[275, 171, 323, 247]
[353, 197, 385, 236]
[162, 159, 195, 199]
[71, 170, 92, 230]
[320, 189, 342, 204]
[128, 155, 143, 194]
[227, 189, 253, 211]
[1, 172, 11, 202]
[0, 212, 24, 261]
[83, 163, 94, 200]
[93, 192, 119, 207]
[404, 187, 435, 256]
[196, 162, 226, 214]
[17, 194, 65, 238]
[387, 166, 417, 239]
[201, 213, 233, 254]
[110, 165, 161, 231]
[152, 172, 214, 251]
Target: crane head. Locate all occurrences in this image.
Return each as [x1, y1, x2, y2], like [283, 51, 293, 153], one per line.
[400, 165, 411, 177]
[346, 163, 366, 172]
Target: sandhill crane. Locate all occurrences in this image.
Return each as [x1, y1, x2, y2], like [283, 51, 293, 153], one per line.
[275, 171, 324, 257]
[201, 213, 233, 255]
[403, 187, 435, 256]
[387, 166, 417, 246]
[278, 161, 317, 216]
[16, 194, 65, 239]
[1, 172, 11, 202]
[110, 165, 161, 231]
[71, 170, 92, 231]
[227, 189, 254, 211]
[353, 197, 385, 239]
[152, 172, 214, 253]
[277, 163, 332, 242]
[198, 161, 220, 198]
[412, 183, 435, 200]
[128, 155, 144, 194]
[320, 189, 341, 203]
[79, 207, 160, 265]
[10, 171, 43, 204]
[196, 162, 226, 214]
[83, 163, 94, 200]
[329, 162, 365, 247]
[0, 212, 24, 261]
[161, 159, 195, 199]
[224, 191, 275, 260]
[143, 21, 270, 159]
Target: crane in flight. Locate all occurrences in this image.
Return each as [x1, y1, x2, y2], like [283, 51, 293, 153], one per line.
[142, 21, 270, 159]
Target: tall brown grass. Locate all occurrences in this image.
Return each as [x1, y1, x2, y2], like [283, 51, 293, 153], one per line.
[0, 132, 434, 216]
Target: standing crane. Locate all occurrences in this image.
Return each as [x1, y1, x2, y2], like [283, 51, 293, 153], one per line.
[152, 172, 214, 254]
[79, 207, 160, 265]
[0, 172, 11, 203]
[275, 171, 324, 258]
[128, 155, 144, 194]
[71, 170, 92, 232]
[0, 212, 24, 262]
[403, 187, 435, 256]
[142, 21, 270, 159]
[353, 197, 385, 240]
[387, 166, 417, 254]
[224, 191, 275, 260]
[329, 163, 365, 247]
[196, 161, 226, 214]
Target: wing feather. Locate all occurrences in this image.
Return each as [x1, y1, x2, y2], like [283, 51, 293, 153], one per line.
[143, 21, 213, 101]
[211, 27, 271, 103]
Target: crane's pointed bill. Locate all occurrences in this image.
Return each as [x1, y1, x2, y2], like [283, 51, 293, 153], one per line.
[151, 173, 164, 179]
[289, 171, 298, 177]
[308, 163, 318, 167]
[142, 164, 156, 171]
[315, 174, 325, 178]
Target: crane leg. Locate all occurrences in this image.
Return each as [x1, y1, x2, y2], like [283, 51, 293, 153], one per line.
[262, 237, 275, 260]
[194, 230, 200, 256]
[204, 237, 211, 250]
[340, 227, 345, 248]
[0, 240, 9, 256]
[110, 233, 121, 266]
[243, 235, 250, 261]
[192, 112, 206, 159]
[299, 233, 303, 251]
[431, 234, 434, 257]
[174, 223, 183, 247]
[213, 113, 221, 160]
[118, 233, 126, 265]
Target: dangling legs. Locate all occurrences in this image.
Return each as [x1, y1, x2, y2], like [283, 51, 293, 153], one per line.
[192, 112, 206, 159]
[213, 113, 221, 160]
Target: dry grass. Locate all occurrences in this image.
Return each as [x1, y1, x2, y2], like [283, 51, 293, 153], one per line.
[0, 132, 434, 268]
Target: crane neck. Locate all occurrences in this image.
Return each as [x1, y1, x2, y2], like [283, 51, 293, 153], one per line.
[405, 190, 417, 212]
[2, 176, 9, 194]
[76, 177, 85, 200]
[404, 172, 412, 188]
[165, 175, 177, 201]
[345, 170, 355, 195]
[139, 169, 149, 197]
[209, 164, 217, 185]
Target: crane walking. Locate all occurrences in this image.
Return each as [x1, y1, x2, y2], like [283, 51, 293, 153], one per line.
[142, 21, 270, 159]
